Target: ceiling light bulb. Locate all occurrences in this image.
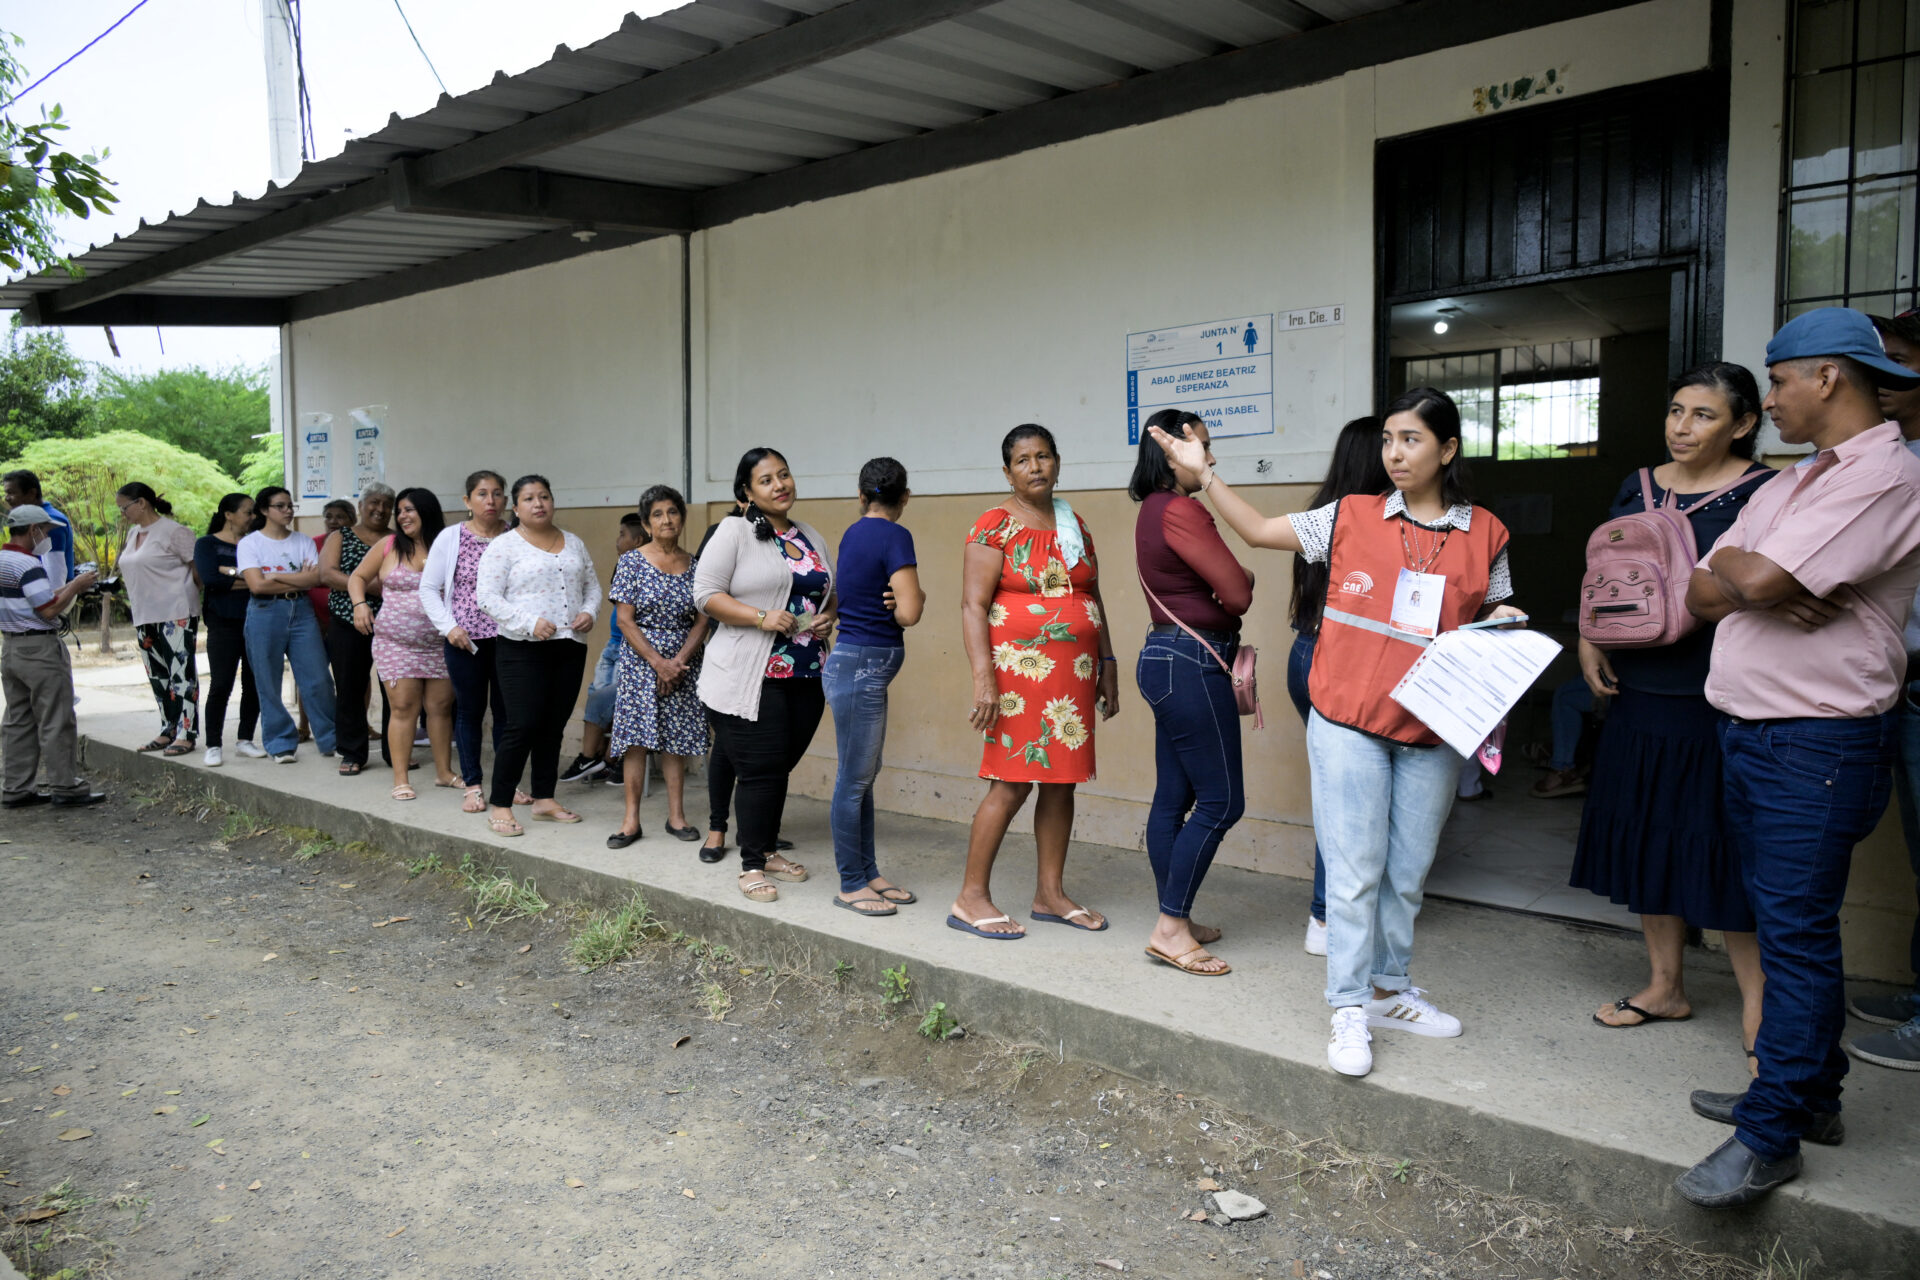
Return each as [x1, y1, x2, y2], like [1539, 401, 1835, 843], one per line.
[1433, 320, 1449, 335]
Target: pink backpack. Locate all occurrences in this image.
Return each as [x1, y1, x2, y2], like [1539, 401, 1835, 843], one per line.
[1579, 466, 1768, 649]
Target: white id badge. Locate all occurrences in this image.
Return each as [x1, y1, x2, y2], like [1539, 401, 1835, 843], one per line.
[1389, 568, 1445, 638]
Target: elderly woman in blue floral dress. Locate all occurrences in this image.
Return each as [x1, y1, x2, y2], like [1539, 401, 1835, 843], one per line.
[606, 485, 711, 849]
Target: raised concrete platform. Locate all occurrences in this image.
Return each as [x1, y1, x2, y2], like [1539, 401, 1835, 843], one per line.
[68, 699, 1920, 1277]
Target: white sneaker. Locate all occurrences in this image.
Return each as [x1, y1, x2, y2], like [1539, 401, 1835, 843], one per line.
[1363, 987, 1463, 1038]
[233, 741, 266, 759]
[204, 747, 224, 768]
[273, 752, 298, 765]
[1304, 916, 1328, 956]
[1328, 1007, 1372, 1076]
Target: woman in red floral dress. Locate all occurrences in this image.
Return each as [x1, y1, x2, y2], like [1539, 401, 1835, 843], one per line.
[949, 424, 1119, 940]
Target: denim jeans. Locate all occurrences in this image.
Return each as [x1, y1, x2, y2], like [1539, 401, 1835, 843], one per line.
[1138, 631, 1246, 918]
[1549, 677, 1595, 771]
[245, 596, 336, 756]
[1307, 710, 1460, 1008]
[445, 636, 506, 787]
[1888, 692, 1920, 994]
[1723, 712, 1896, 1162]
[582, 636, 624, 730]
[1286, 632, 1328, 922]
[823, 644, 904, 892]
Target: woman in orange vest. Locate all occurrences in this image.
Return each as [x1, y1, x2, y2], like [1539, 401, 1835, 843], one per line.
[1150, 387, 1524, 1078]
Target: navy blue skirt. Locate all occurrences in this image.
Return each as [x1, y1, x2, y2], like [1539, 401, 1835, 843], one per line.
[1568, 686, 1756, 932]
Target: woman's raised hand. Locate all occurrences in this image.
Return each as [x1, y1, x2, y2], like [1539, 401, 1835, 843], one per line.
[1145, 423, 1208, 489]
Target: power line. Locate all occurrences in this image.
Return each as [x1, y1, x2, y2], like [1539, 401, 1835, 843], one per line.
[0, 0, 156, 115]
[389, 0, 448, 96]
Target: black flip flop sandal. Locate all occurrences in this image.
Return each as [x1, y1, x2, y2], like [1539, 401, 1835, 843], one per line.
[1593, 997, 1692, 1028]
[834, 894, 896, 917]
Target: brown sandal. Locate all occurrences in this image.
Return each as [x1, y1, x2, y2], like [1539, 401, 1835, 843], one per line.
[1144, 944, 1231, 976]
[764, 855, 808, 883]
[738, 872, 778, 902]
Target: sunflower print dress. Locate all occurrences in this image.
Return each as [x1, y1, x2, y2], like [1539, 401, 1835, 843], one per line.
[969, 507, 1104, 784]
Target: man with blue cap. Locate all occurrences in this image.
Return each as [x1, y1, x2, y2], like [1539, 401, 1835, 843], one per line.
[1678, 307, 1920, 1206]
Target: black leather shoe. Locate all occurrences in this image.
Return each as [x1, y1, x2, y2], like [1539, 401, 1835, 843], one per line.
[699, 842, 729, 864]
[2, 792, 49, 809]
[1674, 1136, 1801, 1207]
[1690, 1090, 1843, 1145]
[606, 828, 642, 850]
[49, 791, 106, 807]
[774, 838, 794, 852]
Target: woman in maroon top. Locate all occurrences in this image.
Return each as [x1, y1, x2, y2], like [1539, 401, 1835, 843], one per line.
[1131, 409, 1254, 975]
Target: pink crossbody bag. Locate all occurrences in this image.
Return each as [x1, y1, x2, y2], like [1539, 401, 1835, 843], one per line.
[1138, 576, 1262, 729]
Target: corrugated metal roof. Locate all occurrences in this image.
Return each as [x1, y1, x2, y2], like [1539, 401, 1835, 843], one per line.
[0, 0, 1419, 320]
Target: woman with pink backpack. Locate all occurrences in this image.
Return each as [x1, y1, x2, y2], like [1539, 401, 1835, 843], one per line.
[1570, 362, 1774, 1071]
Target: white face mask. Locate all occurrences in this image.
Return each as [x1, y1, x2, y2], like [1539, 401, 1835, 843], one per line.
[32, 534, 52, 557]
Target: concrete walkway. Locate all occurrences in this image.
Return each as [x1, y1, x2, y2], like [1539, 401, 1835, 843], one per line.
[57, 691, 1920, 1275]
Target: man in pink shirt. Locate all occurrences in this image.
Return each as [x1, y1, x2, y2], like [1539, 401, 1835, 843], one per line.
[1677, 308, 1920, 1207]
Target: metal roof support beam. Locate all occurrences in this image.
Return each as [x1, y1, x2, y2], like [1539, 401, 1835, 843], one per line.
[389, 164, 697, 234]
[697, 0, 1641, 229]
[21, 296, 290, 328]
[409, 0, 1005, 189]
[28, 180, 391, 322]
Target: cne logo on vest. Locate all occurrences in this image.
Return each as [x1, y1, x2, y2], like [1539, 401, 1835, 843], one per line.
[1338, 571, 1374, 596]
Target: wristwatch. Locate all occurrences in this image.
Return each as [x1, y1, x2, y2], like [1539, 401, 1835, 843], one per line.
[756, 609, 768, 629]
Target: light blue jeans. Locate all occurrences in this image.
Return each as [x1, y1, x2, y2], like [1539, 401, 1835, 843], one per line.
[245, 596, 336, 757]
[822, 644, 904, 893]
[1307, 709, 1460, 1008]
[583, 636, 624, 730]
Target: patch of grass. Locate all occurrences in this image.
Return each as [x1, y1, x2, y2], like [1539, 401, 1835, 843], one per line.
[699, 981, 732, 1021]
[457, 853, 548, 922]
[831, 959, 854, 984]
[569, 890, 661, 971]
[879, 963, 911, 1007]
[0, 1176, 117, 1280]
[404, 851, 445, 879]
[216, 807, 269, 844]
[917, 1001, 959, 1040]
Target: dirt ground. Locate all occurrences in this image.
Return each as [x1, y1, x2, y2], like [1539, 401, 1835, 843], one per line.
[1, 781, 1793, 1280]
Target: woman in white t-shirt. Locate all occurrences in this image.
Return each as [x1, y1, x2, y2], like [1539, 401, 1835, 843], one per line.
[237, 485, 338, 762]
[115, 482, 203, 755]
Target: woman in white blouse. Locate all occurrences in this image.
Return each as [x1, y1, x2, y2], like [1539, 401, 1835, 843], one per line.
[475, 474, 598, 836]
[115, 482, 202, 755]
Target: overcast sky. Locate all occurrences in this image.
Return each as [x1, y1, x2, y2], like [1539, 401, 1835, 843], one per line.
[5, 0, 678, 374]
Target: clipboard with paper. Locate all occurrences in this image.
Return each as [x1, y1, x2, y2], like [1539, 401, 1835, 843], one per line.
[1388, 627, 1563, 761]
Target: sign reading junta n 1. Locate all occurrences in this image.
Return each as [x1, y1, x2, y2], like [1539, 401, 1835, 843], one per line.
[1126, 314, 1273, 445]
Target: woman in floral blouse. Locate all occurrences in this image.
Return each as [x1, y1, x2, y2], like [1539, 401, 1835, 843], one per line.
[949, 424, 1118, 940]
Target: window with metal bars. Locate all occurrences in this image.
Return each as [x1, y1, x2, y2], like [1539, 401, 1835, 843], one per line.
[1400, 341, 1601, 461]
[1780, 0, 1920, 319]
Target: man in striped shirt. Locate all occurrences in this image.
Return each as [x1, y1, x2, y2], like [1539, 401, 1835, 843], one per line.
[2, 504, 103, 809]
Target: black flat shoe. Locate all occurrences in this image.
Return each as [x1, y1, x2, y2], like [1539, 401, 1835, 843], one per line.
[664, 822, 700, 842]
[606, 829, 643, 850]
[1674, 1135, 1801, 1207]
[774, 838, 794, 851]
[1689, 1090, 1844, 1146]
[50, 791, 107, 808]
[2, 792, 49, 809]
[699, 842, 729, 864]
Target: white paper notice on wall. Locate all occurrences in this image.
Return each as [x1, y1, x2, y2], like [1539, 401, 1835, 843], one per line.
[1389, 627, 1561, 760]
[298, 412, 333, 500]
[1125, 315, 1273, 444]
[349, 406, 386, 497]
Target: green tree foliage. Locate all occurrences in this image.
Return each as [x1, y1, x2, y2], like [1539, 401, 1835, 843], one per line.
[1, 32, 118, 275]
[1, 431, 239, 558]
[237, 431, 284, 491]
[0, 319, 95, 457]
[96, 364, 270, 478]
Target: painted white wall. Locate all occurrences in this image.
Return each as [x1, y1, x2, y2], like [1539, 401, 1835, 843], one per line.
[285, 237, 686, 513]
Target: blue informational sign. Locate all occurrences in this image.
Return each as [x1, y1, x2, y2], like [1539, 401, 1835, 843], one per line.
[1125, 314, 1274, 444]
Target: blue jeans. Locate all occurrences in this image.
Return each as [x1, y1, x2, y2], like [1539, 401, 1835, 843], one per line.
[583, 637, 624, 730]
[1286, 632, 1328, 922]
[1308, 710, 1460, 1008]
[1723, 713, 1896, 1162]
[244, 596, 335, 756]
[1550, 677, 1595, 771]
[445, 636, 505, 787]
[1138, 631, 1246, 917]
[822, 645, 904, 892]
[1889, 692, 1920, 994]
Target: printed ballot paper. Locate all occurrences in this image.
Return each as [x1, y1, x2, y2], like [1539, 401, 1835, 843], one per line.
[1389, 627, 1563, 759]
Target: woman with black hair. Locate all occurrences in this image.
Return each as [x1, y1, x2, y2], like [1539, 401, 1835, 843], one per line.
[822, 457, 925, 915]
[1130, 410, 1253, 974]
[475, 475, 598, 836]
[320, 485, 394, 776]
[1572, 363, 1772, 1061]
[350, 487, 455, 800]
[194, 492, 262, 765]
[1152, 389, 1523, 1077]
[237, 485, 336, 762]
[115, 481, 201, 755]
[951, 424, 1118, 940]
[693, 448, 835, 902]
[1287, 418, 1391, 957]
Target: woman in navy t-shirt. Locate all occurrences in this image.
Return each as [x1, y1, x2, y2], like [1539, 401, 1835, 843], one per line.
[823, 458, 926, 916]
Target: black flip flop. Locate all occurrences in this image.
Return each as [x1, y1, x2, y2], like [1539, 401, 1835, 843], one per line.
[1593, 997, 1692, 1028]
[835, 894, 896, 918]
[873, 884, 917, 905]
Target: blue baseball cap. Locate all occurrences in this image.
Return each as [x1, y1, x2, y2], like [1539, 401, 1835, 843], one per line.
[1766, 307, 1920, 389]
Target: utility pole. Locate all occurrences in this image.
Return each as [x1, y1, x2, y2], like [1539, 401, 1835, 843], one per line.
[261, 0, 301, 185]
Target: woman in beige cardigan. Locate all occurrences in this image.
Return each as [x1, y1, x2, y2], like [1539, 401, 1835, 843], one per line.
[693, 448, 836, 902]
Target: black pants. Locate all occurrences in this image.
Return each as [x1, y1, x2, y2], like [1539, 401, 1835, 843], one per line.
[327, 620, 390, 768]
[446, 636, 507, 787]
[201, 613, 259, 748]
[706, 708, 735, 833]
[711, 679, 824, 872]
[490, 637, 587, 808]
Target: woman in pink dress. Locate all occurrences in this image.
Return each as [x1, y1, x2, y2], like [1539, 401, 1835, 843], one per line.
[349, 488, 455, 800]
